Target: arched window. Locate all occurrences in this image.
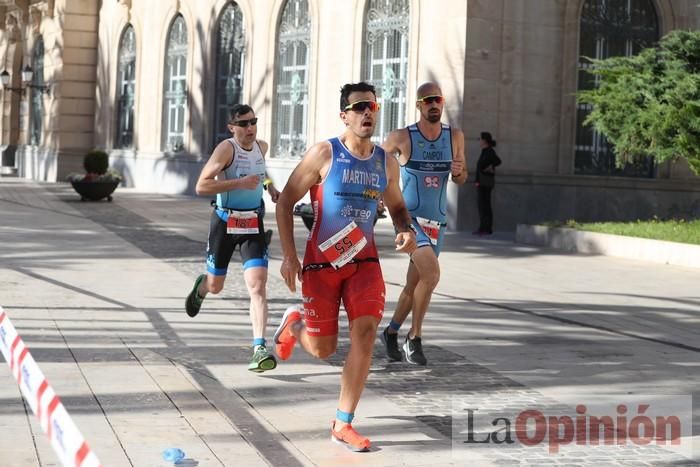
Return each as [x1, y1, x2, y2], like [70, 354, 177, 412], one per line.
[272, 0, 310, 158]
[162, 15, 188, 152]
[574, 0, 659, 176]
[362, 0, 410, 143]
[116, 25, 136, 149]
[30, 37, 45, 145]
[213, 2, 245, 145]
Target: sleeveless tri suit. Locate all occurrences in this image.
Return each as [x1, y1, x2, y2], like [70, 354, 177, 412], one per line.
[400, 123, 454, 256]
[301, 137, 387, 336]
[206, 137, 268, 275]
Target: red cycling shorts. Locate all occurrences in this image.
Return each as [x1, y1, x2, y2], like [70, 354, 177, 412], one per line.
[301, 260, 385, 337]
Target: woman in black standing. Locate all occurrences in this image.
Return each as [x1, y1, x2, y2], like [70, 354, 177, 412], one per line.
[474, 132, 501, 235]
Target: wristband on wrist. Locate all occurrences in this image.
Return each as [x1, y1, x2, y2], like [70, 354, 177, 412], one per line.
[401, 224, 417, 235]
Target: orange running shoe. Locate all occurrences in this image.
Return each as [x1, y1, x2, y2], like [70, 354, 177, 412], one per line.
[330, 421, 371, 452]
[274, 305, 302, 360]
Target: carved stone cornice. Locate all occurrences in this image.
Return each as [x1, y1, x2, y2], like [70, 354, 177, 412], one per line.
[29, 0, 53, 17]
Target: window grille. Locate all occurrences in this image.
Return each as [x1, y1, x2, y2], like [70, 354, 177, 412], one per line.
[574, 0, 659, 176]
[30, 37, 44, 146]
[272, 0, 310, 158]
[116, 25, 136, 148]
[213, 3, 246, 146]
[162, 15, 188, 152]
[362, 0, 410, 143]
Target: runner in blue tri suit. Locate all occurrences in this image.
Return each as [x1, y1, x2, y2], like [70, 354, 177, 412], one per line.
[184, 104, 281, 373]
[274, 82, 416, 452]
[380, 81, 467, 365]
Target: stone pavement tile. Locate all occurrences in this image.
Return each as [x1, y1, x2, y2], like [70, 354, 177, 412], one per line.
[0, 370, 41, 467]
[434, 237, 700, 349]
[207, 358, 482, 467]
[1, 186, 267, 465]
[129, 348, 268, 466]
[3, 180, 699, 466]
[0, 314, 132, 466]
[88, 187, 212, 243]
[0, 432, 41, 467]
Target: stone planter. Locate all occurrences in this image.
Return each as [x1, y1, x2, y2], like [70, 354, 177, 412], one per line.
[70, 180, 119, 202]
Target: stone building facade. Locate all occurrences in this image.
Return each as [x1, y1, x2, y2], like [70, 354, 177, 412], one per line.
[1, 0, 699, 231]
[0, 0, 98, 181]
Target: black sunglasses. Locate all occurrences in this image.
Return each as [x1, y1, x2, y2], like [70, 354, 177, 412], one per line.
[230, 117, 258, 127]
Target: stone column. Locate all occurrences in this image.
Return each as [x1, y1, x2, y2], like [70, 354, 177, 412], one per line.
[0, 7, 24, 175]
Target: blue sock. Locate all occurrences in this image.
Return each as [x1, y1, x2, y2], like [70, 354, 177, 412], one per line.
[253, 337, 265, 348]
[388, 320, 401, 332]
[336, 409, 354, 424]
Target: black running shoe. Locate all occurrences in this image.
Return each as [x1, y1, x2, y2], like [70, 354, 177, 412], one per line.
[264, 229, 273, 247]
[380, 327, 403, 362]
[185, 274, 205, 317]
[403, 335, 427, 365]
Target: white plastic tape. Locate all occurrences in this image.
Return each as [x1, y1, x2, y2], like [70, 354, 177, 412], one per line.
[0, 307, 101, 467]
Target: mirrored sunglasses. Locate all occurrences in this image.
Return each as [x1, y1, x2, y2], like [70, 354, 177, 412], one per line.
[417, 95, 444, 105]
[344, 100, 380, 113]
[231, 117, 258, 127]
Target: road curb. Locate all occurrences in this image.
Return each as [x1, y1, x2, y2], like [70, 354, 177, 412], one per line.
[515, 224, 700, 269]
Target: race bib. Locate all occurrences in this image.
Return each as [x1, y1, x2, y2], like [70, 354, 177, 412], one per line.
[318, 221, 367, 269]
[226, 211, 259, 234]
[417, 217, 441, 245]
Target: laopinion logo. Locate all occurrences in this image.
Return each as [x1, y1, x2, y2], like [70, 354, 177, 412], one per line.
[451, 395, 692, 460]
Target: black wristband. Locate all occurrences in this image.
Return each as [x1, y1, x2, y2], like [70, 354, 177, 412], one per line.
[401, 224, 417, 235]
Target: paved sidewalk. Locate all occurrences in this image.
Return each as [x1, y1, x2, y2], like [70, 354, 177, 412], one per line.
[0, 179, 698, 467]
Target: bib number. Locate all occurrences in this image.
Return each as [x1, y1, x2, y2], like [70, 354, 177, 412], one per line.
[226, 211, 259, 234]
[417, 217, 441, 245]
[318, 221, 367, 269]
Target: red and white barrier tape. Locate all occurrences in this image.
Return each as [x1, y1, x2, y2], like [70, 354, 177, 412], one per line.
[0, 307, 101, 467]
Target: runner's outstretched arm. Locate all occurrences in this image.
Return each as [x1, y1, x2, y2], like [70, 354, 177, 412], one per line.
[276, 142, 332, 292]
[450, 127, 468, 185]
[383, 155, 416, 253]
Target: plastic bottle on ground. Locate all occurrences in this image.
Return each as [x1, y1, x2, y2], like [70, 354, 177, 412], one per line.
[162, 447, 185, 464]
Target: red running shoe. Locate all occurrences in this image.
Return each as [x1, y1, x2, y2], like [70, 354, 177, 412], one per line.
[274, 305, 302, 360]
[330, 421, 371, 452]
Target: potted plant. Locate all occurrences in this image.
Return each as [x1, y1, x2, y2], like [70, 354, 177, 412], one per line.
[66, 150, 123, 202]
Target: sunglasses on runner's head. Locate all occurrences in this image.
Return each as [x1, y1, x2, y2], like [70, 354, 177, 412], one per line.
[230, 118, 258, 127]
[417, 95, 444, 105]
[344, 100, 380, 113]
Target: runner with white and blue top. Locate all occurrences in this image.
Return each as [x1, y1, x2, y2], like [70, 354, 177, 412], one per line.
[184, 104, 281, 373]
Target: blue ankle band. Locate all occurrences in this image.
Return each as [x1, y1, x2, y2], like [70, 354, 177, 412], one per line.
[389, 320, 401, 331]
[253, 338, 265, 347]
[336, 409, 354, 424]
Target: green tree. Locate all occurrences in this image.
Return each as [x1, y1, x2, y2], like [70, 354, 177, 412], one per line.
[578, 30, 700, 174]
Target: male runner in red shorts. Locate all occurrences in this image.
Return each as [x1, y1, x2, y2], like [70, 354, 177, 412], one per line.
[274, 82, 416, 452]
